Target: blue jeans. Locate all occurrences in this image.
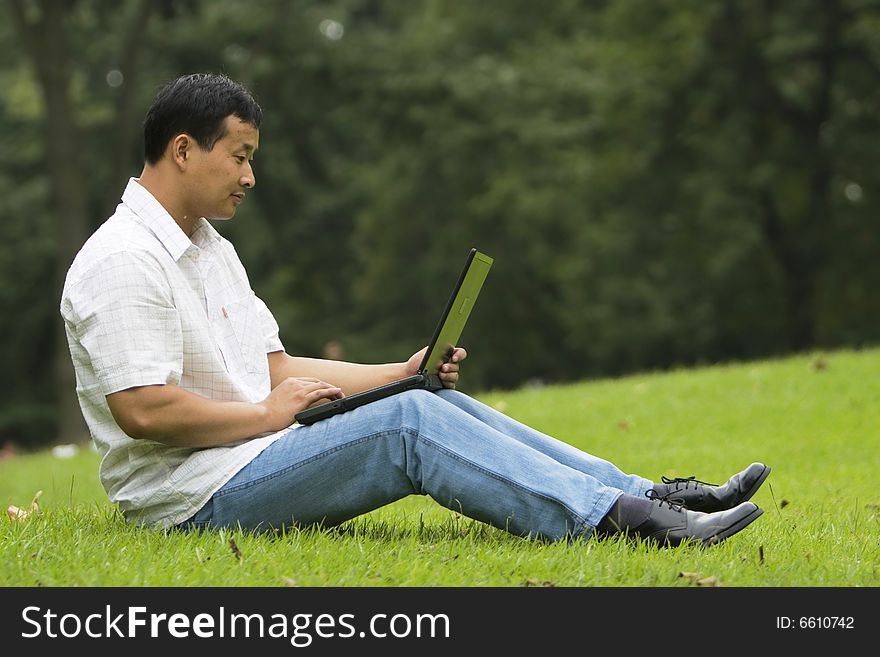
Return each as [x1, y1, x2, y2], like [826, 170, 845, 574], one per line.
[179, 389, 653, 540]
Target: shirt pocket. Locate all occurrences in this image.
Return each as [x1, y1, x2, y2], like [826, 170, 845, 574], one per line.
[221, 292, 267, 375]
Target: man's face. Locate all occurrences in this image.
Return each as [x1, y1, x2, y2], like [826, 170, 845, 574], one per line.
[184, 116, 258, 221]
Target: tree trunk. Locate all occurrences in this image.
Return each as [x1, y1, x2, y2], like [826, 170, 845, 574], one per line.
[718, 0, 842, 353]
[10, 0, 91, 443]
[10, 0, 156, 444]
[41, 11, 91, 444]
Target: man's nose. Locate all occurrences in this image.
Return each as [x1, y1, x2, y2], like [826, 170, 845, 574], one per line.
[241, 161, 255, 188]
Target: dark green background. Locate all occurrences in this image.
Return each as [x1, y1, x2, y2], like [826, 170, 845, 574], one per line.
[2, 0, 877, 447]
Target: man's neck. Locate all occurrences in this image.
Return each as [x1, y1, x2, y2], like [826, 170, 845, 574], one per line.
[137, 167, 199, 237]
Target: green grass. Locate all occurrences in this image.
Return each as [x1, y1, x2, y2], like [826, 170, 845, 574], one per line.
[2, 348, 879, 586]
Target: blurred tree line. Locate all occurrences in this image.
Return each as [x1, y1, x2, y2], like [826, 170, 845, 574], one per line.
[1, 0, 877, 447]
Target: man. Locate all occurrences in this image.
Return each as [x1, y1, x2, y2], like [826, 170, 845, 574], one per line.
[61, 73, 770, 547]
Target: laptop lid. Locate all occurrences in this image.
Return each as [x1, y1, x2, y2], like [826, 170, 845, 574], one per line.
[293, 248, 493, 425]
[419, 248, 494, 375]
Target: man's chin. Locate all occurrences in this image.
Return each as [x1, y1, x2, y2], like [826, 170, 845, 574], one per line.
[206, 211, 235, 221]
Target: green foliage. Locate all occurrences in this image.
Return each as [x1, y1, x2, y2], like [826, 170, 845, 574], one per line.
[1, 348, 878, 586]
[2, 0, 879, 446]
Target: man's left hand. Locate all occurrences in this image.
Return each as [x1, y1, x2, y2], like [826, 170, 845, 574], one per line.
[405, 346, 468, 389]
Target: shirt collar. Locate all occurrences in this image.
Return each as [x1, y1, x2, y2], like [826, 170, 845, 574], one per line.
[121, 178, 222, 261]
[190, 217, 224, 252]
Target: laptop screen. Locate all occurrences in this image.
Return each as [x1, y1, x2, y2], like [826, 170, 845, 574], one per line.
[419, 248, 494, 374]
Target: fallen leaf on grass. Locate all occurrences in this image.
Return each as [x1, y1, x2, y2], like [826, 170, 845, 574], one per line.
[229, 538, 243, 561]
[6, 490, 43, 522]
[678, 571, 722, 587]
[6, 505, 29, 521]
[29, 490, 42, 513]
[282, 577, 299, 587]
[522, 578, 557, 587]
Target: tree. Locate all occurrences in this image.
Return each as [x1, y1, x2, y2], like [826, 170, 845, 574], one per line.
[568, 0, 880, 359]
[2, 0, 879, 447]
[7, 0, 155, 443]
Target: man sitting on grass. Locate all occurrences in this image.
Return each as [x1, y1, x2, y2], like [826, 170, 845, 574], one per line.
[60, 73, 770, 547]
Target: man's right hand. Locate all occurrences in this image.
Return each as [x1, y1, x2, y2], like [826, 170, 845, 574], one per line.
[259, 377, 343, 431]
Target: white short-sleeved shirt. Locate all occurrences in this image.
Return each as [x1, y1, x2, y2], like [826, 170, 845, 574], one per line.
[60, 178, 292, 528]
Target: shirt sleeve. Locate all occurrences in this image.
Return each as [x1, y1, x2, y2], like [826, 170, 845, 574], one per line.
[65, 250, 184, 395]
[254, 294, 285, 354]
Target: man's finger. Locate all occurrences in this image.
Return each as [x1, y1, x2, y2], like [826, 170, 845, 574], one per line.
[309, 385, 342, 398]
[305, 380, 337, 391]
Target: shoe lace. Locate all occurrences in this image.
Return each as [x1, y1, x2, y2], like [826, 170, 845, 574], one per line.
[645, 489, 685, 512]
[660, 474, 719, 491]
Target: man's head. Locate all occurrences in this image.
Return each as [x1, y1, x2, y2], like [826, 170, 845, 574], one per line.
[140, 73, 262, 229]
[143, 73, 262, 165]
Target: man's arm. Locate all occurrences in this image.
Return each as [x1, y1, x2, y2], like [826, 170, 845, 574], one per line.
[106, 376, 342, 448]
[106, 346, 468, 448]
[267, 346, 468, 394]
[269, 352, 407, 396]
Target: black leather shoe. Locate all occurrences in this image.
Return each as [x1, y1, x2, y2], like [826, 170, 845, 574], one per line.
[653, 462, 771, 513]
[632, 495, 763, 547]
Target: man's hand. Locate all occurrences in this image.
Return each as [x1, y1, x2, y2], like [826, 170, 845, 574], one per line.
[260, 377, 343, 431]
[405, 346, 468, 389]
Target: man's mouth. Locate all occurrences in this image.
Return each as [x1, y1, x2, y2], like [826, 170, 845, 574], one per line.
[231, 192, 245, 204]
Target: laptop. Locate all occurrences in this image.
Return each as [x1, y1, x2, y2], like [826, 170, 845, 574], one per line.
[294, 248, 494, 425]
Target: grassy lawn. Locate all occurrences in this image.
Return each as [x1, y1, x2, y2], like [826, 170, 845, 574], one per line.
[1, 348, 878, 587]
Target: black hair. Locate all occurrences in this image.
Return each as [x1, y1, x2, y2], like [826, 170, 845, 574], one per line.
[142, 73, 263, 165]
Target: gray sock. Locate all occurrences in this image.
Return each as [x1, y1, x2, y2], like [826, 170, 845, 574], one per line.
[596, 493, 653, 534]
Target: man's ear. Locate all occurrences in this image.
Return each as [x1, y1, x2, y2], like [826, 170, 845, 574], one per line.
[171, 134, 191, 170]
